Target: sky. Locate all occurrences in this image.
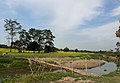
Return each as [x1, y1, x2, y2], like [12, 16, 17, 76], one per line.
[0, 0, 120, 51]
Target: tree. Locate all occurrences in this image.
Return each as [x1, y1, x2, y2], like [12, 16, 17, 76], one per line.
[27, 41, 39, 53]
[115, 20, 120, 58]
[43, 29, 55, 47]
[64, 47, 69, 52]
[19, 29, 31, 48]
[28, 28, 55, 53]
[0, 44, 8, 48]
[13, 29, 31, 53]
[29, 28, 43, 52]
[14, 28, 55, 53]
[4, 19, 22, 52]
[116, 42, 120, 52]
[116, 26, 120, 37]
[115, 21, 120, 44]
[43, 29, 55, 53]
[44, 45, 51, 53]
[75, 48, 79, 52]
[13, 40, 22, 52]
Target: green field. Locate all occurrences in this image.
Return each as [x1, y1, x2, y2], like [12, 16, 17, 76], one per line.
[0, 48, 120, 83]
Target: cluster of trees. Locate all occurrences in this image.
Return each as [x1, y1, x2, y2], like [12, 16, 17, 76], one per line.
[0, 44, 8, 48]
[115, 21, 120, 53]
[4, 19, 55, 53]
[63, 47, 79, 52]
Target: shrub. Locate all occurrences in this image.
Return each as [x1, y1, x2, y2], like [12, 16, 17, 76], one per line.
[0, 58, 12, 64]
[63, 47, 69, 52]
[75, 49, 79, 52]
[0, 64, 6, 70]
[9, 60, 29, 69]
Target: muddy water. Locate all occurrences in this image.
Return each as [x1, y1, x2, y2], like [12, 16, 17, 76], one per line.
[82, 61, 117, 75]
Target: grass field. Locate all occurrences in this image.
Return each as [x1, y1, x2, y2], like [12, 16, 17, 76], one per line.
[0, 48, 120, 83]
[0, 48, 96, 58]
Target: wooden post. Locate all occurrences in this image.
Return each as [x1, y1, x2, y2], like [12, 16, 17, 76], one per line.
[85, 58, 87, 72]
[72, 60, 74, 76]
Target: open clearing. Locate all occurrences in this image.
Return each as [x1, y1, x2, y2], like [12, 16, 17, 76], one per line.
[0, 49, 120, 83]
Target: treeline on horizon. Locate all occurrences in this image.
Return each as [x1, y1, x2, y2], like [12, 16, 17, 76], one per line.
[0, 43, 117, 53]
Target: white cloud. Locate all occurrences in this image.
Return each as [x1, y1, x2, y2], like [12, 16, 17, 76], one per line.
[50, 0, 104, 35]
[74, 21, 119, 50]
[3, 0, 104, 36]
[2, 0, 118, 50]
[111, 6, 120, 16]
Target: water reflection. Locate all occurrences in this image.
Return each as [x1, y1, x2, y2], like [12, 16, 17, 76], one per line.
[82, 61, 117, 75]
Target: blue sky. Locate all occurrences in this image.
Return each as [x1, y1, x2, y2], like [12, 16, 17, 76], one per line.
[0, 0, 120, 51]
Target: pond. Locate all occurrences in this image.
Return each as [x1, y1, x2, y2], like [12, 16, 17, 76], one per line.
[82, 61, 117, 75]
[53, 60, 117, 75]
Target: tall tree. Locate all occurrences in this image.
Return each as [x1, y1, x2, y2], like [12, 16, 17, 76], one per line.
[42, 29, 55, 53]
[28, 28, 43, 52]
[116, 21, 120, 42]
[19, 29, 31, 47]
[14, 29, 31, 52]
[115, 20, 120, 58]
[4, 19, 22, 52]
[43, 30, 55, 46]
[28, 28, 55, 53]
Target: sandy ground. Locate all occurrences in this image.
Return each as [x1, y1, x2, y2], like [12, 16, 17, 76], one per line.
[64, 60, 105, 69]
[51, 77, 95, 83]
[34, 58, 105, 69]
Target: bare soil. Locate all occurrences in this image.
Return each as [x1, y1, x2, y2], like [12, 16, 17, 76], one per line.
[34, 58, 105, 69]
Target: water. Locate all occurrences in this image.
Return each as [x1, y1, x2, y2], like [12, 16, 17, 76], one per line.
[53, 61, 117, 75]
[82, 61, 117, 75]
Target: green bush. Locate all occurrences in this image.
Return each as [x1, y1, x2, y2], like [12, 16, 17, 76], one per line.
[0, 58, 12, 64]
[0, 64, 6, 70]
[9, 60, 29, 69]
[20, 74, 42, 83]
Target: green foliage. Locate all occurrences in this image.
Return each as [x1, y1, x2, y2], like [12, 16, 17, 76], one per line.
[20, 74, 42, 83]
[9, 60, 29, 69]
[75, 48, 79, 52]
[0, 64, 6, 70]
[1, 72, 79, 83]
[0, 56, 29, 71]
[4, 19, 22, 52]
[0, 58, 12, 64]
[17, 28, 55, 53]
[64, 47, 69, 52]
[0, 44, 8, 48]
[27, 41, 39, 52]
